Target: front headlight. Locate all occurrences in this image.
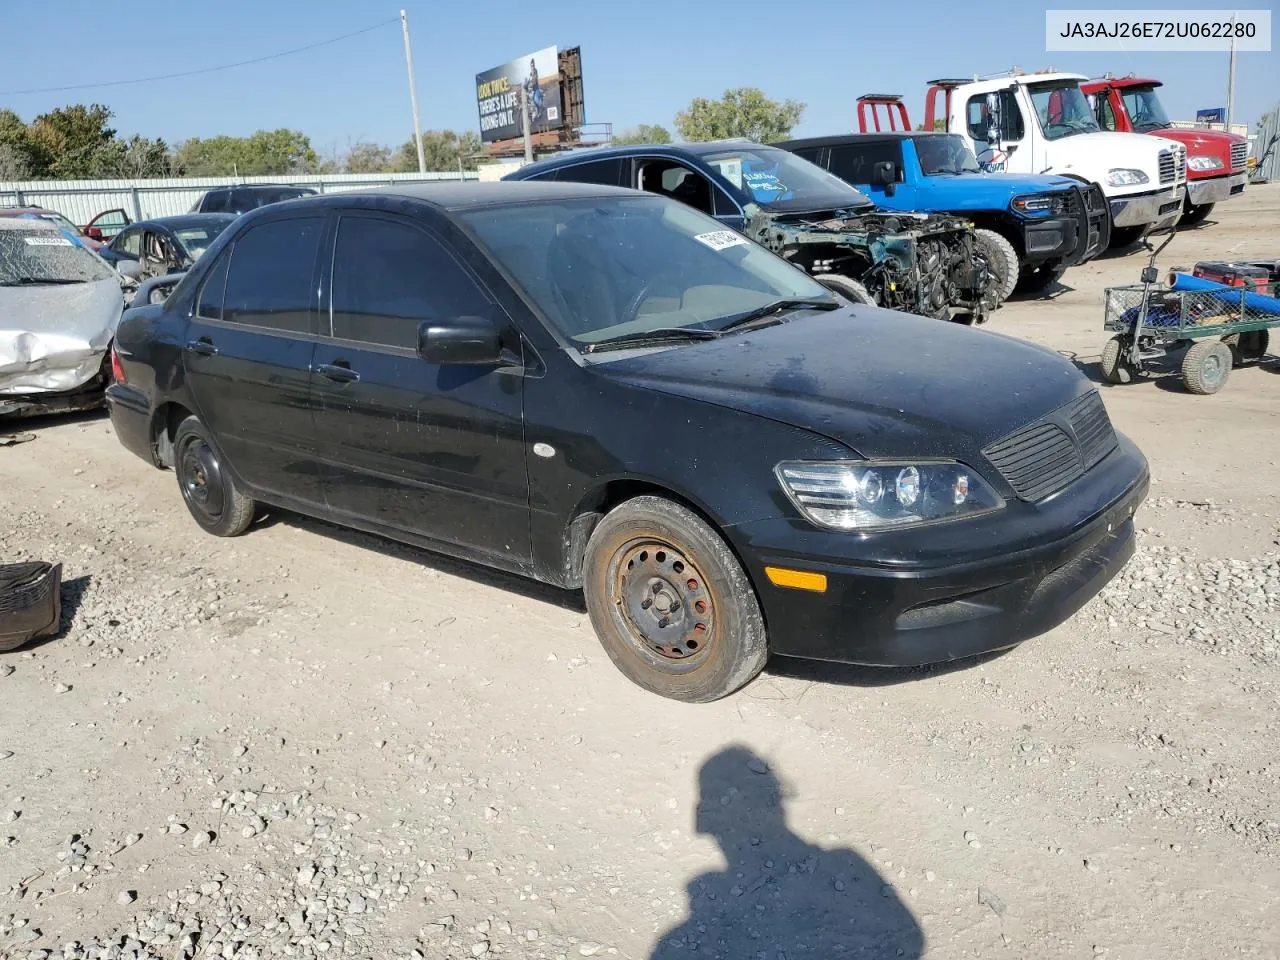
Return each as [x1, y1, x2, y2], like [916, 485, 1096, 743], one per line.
[775, 460, 1004, 532]
[1106, 168, 1150, 186]
[1187, 155, 1225, 171]
[1011, 193, 1064, 215]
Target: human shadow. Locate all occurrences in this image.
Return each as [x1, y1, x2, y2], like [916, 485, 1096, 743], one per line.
[650, 746, 925, 959]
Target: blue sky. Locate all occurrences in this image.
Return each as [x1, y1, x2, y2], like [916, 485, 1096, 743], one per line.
[3, 0, 1276, 155]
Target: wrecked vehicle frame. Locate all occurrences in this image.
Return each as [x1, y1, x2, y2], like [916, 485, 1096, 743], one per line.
[504, 139, 992, 323]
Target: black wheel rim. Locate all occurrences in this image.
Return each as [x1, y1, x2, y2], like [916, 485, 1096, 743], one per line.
[609, 538, 716, 669]
[178, 437, 226, 521]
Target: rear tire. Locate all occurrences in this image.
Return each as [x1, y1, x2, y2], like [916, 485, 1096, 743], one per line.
[1179, 202, 1214, 225]
[173, 416, 256, 537]
[1109, 225, 1145, 249]
[813, 273, 874, 306]
[1223, 330, 1269, 366]
[1099, 336, 1135, 385]
[972, 229, 1018, 306]
[583, 496, 768, 702]
[1016, 261, 1067, 295]
[1181, 340, 1232, 395]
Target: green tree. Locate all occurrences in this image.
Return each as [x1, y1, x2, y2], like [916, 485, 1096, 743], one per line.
[174, 129, 318, 177]
[393, 130, 483, 172]
[674, 88, 805, 143]
[26, 103, 118, 178]
[613, 123, 672, 145]
[344, 141, 394, 173]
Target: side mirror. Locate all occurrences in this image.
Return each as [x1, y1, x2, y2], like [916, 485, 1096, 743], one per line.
[417, 315, 504, 365]
[870, 160, 898, 196]
[116, 260, 142, 279]
[84, 226, 103, 240]
[985, 92, 1001, 146]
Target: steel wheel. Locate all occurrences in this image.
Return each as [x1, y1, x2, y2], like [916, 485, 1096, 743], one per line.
[172, 416, 257, 537]
[610, 539, 717, 668]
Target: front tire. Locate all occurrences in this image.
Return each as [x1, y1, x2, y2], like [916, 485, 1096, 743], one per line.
[1109, 225, 1145, 249]
[1179, 202, 1214, 226]
[972, 229, 1018, 306]
[582, 496, 768, 702]
[813, 272, 874, 306]
[1100, 336, 1135, 385]
[173, 416, 256, 536]
[1016, 261, 1067, 295]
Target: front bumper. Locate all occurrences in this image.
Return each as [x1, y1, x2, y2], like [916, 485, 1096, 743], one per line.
[1186, 171, 1248, 206]
[1109, 184, 1186, 230]
[1023, 184, 1110, 267]
[0, 364, 109, 419]
[729, 435, 1149, 666]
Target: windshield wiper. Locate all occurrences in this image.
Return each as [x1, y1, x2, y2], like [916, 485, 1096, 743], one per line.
[716, 296, 840, 332]
[582, 326, 722, 354]
[0, 277, 86, 286]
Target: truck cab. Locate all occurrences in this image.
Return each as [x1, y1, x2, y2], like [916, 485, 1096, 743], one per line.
[778, 94, 1110, 294]
[1080, 76, 1248, 224]
[925, 70, 1187, 247]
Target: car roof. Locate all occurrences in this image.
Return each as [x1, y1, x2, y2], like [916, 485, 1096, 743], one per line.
[129, 213, 239, 230]
[0, 206, 62, 217]
[296, 180, 639, 211]
[0, 217, 62, 232]
[209, 183, 314, 192]
[513, 139, 765, 176]
[778, 132, 958, 148]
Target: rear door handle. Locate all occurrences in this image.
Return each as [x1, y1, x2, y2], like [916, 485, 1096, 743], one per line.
[185, 339, 218, 356]
[314, 362, 360, 383]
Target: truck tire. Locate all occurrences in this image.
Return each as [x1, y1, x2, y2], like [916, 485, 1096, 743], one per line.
[1099, 336, 1135, 385]
[1222, 330, 1269, 366]
[1181, 340, 1232, 395]
[1109, 225, 1145, 249]
[1016, 261, 1067, 295]
[813, 273, 875, 306]
[1180, 202, 1214, 226]
[582, 496, 768, 702]
[973, 229, 1018, 306]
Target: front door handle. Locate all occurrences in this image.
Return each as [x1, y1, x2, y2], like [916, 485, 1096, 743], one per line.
[185, 338, 218, 356]
[314, 362, 360, 383]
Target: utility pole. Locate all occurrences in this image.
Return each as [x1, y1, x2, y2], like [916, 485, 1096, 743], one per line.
[400, 9, 426, 173]
[521, 88, 534, 163]
[1226, 34, 1237, 132]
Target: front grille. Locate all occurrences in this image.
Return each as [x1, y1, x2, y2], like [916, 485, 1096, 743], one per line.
[1231, 141, 1248, 171]
[1158, 146, 1185, 185]
[983, 391, 1118, 502]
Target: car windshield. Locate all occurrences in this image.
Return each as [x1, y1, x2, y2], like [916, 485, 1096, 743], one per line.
[1121, 87, 1171, 132]
[700, 145, 874, 210]
[462, 195, 835, 350]
[915, 135, 983, 175]
[174, 224, 230, 259]
[0, 227, 116, 285]
[1028, 82, 1100, 140]
[39, 212, 84, 236]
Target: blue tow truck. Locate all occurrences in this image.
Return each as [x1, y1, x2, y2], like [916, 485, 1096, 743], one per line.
[777, 94, 1111, 298]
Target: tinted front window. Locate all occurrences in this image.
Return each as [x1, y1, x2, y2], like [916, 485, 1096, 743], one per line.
[228, 188, 315, 213]
[330, 217, 492, 349]
[0, 228, 115, 284]
[222, 217, 322, 333]
[196, 250, 231, 320]
[462, 196, 833, 348]
[914, 135, 982, 176]
[174, 224, 231, 260]
[1120, 87, 1170, 132]
[700, 145, 872, 210]
[551, 159, 623, 186]
[1028, 82, 1100, 140]
[826, 141, 904, 184]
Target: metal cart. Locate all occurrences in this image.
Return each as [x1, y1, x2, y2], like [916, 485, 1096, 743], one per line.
[1101, 233, 1278, 395]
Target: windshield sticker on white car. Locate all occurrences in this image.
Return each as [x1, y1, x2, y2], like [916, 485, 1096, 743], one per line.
[694, 231, 747, 251]
[23, 236, 74, 246]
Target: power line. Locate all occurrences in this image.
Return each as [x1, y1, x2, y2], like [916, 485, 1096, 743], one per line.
[0, 18, 398, 97]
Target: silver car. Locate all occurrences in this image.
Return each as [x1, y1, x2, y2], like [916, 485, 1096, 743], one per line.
[1, 219, 126, 418]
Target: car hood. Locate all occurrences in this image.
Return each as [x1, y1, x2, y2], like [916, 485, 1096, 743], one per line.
[0, 278, 123, 394]
[596, 306, 1091, 461]
[1039, 131, 1170, 182]
[1151, 127, 1246, 155]
[917, 171, 1082, 211]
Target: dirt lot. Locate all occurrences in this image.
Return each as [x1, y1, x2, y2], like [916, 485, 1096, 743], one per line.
[2, 185, 1278, 960]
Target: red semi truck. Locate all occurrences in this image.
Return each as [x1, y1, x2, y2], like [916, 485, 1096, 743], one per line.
[1081, 76, 1248, 225]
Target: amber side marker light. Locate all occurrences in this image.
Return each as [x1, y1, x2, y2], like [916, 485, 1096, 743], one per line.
[764, 566, 828, 593]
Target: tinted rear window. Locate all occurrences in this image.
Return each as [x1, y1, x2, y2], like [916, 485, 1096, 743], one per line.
[221, 217, 323, 333]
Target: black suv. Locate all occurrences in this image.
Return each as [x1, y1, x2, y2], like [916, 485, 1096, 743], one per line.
[189, 184, 318, 216]
[106, 183, 1147, 701]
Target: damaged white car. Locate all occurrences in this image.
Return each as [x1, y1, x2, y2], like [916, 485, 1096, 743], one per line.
[1, 219, 126, 418]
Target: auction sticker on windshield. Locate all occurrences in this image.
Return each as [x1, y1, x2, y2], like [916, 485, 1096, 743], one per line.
[23, 236, 74, 246]
[693, 231, 747, 251]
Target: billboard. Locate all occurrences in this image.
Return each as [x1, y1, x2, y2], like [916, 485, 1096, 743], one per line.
[475, 47, 563, 144]
[1196, 107, 1226, 124]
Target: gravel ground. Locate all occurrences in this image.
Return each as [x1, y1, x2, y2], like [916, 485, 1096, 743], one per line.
[2, 185, 1279, 959]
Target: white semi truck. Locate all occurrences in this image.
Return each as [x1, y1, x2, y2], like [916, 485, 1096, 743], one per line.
[923, 70, 1187, 247]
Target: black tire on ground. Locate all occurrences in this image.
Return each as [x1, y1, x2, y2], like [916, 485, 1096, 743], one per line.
[1179, 202, 1214, 226]
[1099, 336, 1135, 385]
[1181, 340, 1233, 395]
[1222, 330, 1270, 366]
[972, 229, 1019, 306]
[1108, 225, 1146, 249]
[1016, 261, 1067, 295]
[813, 273, 874, 306]
[582, 496, 768, 702]
[172, 416, 257, 537]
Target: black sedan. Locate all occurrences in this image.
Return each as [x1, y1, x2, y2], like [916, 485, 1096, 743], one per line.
[105, 182, 1148, 701]
[98, 213, 238, 277]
